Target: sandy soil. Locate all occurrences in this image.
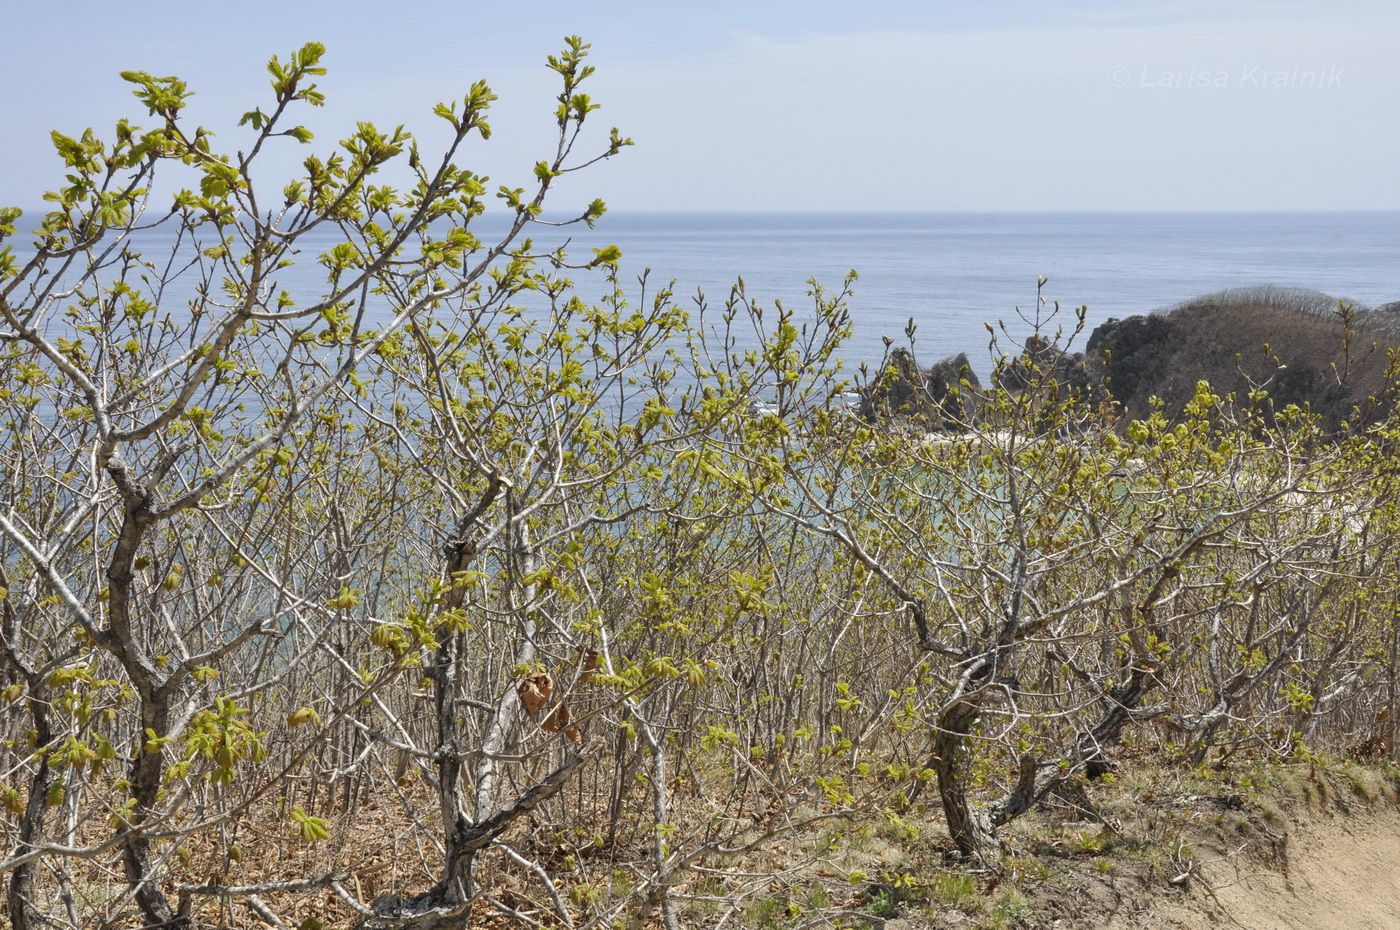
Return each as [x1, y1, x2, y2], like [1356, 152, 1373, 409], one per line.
[1110, 810, 1400, 930]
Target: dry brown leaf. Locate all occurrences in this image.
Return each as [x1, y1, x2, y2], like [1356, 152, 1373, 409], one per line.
[542, 700, 572, 733]
[580, 648, 601, 683]
[517, 672, 553, 715]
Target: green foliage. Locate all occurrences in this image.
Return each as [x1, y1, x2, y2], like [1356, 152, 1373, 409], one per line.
[0, 27, 1396, 930]
[183, 697, 266, 785]
[290, 806, 331, 843]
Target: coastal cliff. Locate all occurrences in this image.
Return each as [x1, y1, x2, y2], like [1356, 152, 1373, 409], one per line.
[866, 287, 1398, 429]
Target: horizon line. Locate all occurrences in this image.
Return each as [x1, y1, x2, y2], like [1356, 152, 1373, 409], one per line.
[7, 206, 1400, 218]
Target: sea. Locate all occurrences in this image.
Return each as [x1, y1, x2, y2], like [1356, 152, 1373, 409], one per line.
[12, 210, 1400, 381]
[539, 211, 1400, 378]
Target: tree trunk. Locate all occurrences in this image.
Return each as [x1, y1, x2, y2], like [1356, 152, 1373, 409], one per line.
[7, 690, 53, 930]
[932, 697, 997, 860]
[993, 665, 1162, 828]
[121, 698, 188, 930]
[362, 479, 513, 927]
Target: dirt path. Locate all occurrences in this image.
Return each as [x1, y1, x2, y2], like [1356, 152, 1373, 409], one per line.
[1113, 811, 1400, 930]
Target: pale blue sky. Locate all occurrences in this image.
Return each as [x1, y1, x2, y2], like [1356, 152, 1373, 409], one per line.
[4, 0, 1398, 211]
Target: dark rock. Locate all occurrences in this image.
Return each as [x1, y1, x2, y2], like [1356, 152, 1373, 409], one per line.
[860, 349, 981, 429]
[999, 335, 1094, 397]
[1082, 293, 1397, 430]
[1084, 314, 1173, 404]
[863, 289, 1396, 433]
[925, 352, 981, 423]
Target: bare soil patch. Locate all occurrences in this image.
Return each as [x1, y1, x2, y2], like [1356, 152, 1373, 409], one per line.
[1107, 807, 1400, 930]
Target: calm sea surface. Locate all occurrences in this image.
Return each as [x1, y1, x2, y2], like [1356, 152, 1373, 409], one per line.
[18, 211, 1400, 379]
[565, 212, 1400, 376]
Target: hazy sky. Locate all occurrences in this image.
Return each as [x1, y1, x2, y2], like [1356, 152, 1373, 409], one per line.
[4, 1, 1398, 212]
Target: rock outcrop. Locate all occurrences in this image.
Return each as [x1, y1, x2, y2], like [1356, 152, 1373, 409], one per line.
[1082, 292, 1396, 429]
[859, 348, 981, 429]
[866, 288, 1397, 431]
